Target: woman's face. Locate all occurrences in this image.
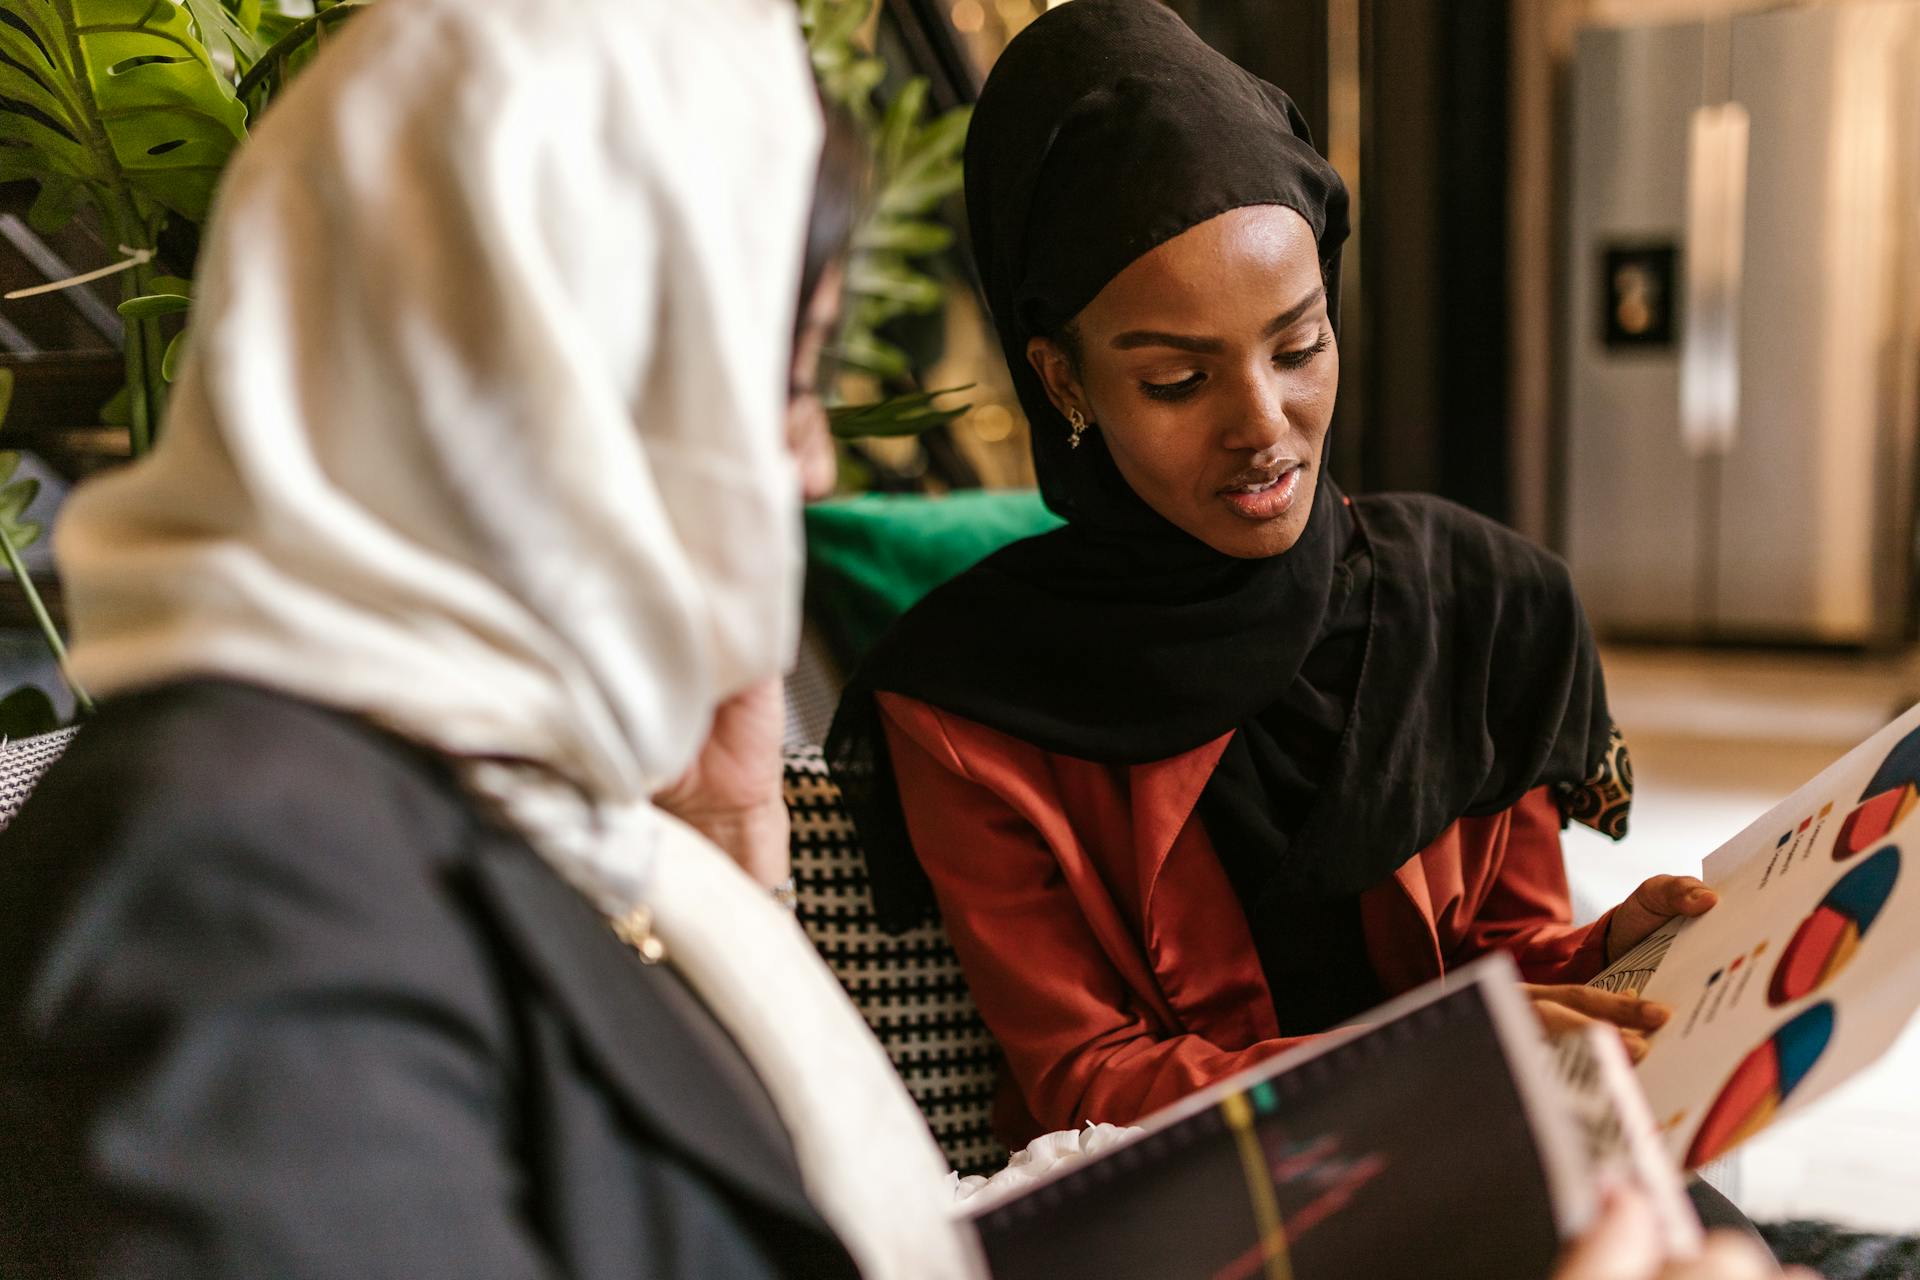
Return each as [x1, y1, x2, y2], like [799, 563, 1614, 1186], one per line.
[1026, 205, 1337, 558]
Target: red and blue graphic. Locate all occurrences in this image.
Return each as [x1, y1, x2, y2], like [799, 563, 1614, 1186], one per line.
[1834, 727, 1920, 860]
[1768, 847, 1901, 1006]
[1686, 1002, 1835, 1169]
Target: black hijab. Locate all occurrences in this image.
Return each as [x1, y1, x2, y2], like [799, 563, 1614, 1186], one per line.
[827, 0, 1628, 1024]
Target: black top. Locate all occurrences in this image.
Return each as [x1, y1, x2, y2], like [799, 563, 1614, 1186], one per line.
[0, 680, 859, 1280]
[829, 0, 1623, 1045]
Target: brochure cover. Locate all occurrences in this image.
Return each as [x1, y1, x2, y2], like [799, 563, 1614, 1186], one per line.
[967, 956, 1669, 1280]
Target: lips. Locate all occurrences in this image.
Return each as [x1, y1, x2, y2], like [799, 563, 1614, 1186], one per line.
[1220, 463, 1303, 521]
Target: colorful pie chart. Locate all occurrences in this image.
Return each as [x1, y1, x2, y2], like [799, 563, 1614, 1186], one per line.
[1835, 726, 1920, 860]
[1768, 847, 1900, 1006]
[1686, 1002, 1834, 1170]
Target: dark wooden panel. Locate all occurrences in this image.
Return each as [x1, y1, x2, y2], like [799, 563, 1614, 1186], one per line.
[1357, 0, 1511, 519]
[0, 353, 131, 481]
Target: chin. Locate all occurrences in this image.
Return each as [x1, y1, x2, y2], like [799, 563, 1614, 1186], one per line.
[1206, 519, 1308, 559]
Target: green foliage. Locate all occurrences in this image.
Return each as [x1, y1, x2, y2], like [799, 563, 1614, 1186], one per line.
[1, 0, 355, 454]
[117, 292, 191, 321]
[829, 385, 973, 440]
[798, 0, 886, 121]
[0, 370, 91, 716]
[180, 0, 267, 74]
[236, 3, 364, 119]
[0, 373, 39, 551]
[160, 329, 186, 381]
[0, 450, 44, 552]
[0, 0, 256, 456]
[801, 1, 971, 434]
[845, 79, 968, 383]
[0, 0, 250, 228]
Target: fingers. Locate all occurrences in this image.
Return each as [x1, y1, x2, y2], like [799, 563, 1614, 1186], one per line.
[1554, 1206, 1798, 1280]
[1656, 1231, 1788, 1280]
[1635, 874, 1719, 919]
[1532, 998, 1597, 1037]
[1526, 993, 1653, 1062]
[1553, 1188, 1663, 1280]
[1527, 984, 1672, 1031]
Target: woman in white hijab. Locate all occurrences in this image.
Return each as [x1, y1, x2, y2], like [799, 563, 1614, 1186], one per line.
[0, 1, 977, 1277]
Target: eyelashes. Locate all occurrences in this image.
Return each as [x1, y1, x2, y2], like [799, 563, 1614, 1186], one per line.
[1137, 330, 1332, 402]
[1141, 372, 1206, 402]
[1275, 331, 1333, 370]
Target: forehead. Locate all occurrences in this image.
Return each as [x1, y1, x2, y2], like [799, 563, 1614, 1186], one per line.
[1078, 205, 1323, 335]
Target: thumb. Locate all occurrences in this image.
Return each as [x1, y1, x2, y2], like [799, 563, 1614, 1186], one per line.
[1635, 875, 1717, 918]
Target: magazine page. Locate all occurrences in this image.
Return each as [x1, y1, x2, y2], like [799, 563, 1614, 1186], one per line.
[1588, 703, 1920, 1168]
[967, 956, 1600, 1280]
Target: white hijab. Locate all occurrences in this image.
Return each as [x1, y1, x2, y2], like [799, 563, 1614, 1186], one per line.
[54, 1, 980, 1276]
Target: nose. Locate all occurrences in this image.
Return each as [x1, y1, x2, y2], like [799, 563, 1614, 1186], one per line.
[1219, 365, 1292, 458]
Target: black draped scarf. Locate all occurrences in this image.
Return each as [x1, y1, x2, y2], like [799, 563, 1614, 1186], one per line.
[826, 0, 1628, 1033]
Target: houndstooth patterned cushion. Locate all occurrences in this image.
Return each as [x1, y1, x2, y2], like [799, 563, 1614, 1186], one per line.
[0, 727, 76, 830]
[784, 743, 1007, 1177]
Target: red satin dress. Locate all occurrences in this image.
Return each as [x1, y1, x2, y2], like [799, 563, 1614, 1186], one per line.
[877, 691, 1618, 1147]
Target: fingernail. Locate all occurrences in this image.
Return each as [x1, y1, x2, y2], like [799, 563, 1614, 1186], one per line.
[1640, 1002, 1671, 1028]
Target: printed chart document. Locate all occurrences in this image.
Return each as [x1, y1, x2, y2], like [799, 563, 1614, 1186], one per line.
[966, 956, 1691, 1280]
[1591, 703, 1920, 1168]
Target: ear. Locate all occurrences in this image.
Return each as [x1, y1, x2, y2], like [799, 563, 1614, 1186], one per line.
[1026, 336, 1090, 423]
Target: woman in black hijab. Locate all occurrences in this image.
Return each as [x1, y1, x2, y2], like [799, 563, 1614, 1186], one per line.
[829, 0, 1714, 1145]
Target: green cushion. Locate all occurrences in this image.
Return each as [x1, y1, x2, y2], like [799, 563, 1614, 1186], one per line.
[805, 490, 1063, 669]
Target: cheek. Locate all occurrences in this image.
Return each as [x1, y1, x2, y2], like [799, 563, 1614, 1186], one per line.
[1091, 400, 1220, 492]
[1297, 351, 1341, 431]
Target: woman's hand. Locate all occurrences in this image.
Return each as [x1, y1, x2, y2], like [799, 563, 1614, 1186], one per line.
[653, 677, 791, 888]
[1554, 1187, 1814, 1280]
[1530, 874, 1714, 1061]
[1524, 984, 1671, 1063]
[1607, 875, 1719, 964]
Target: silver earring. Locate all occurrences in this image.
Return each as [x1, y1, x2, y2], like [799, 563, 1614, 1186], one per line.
[1066, 406, 1091, 449]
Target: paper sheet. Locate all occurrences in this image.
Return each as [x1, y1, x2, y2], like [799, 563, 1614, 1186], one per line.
[1590, 702, 1920, 1168]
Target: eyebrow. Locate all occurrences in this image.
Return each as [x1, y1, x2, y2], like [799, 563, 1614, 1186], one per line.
[1107, 287, 1327, 354]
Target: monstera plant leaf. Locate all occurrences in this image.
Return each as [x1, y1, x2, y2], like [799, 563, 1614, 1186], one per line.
[0, 0, 249, 228]
[179, 0, 265, 73]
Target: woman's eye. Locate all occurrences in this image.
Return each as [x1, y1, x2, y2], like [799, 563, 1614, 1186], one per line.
[1140, 372, 1205, 401]
[1275, 332, 1332, 370]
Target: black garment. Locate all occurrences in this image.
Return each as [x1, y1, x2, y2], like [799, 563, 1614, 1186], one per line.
[828, 0, 1622, 971]
[0, 681, 859, 1280]
[1196, 518, 1385, 1034]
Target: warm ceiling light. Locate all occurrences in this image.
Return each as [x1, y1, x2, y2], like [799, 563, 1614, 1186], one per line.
[950, 0, 986, 33]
